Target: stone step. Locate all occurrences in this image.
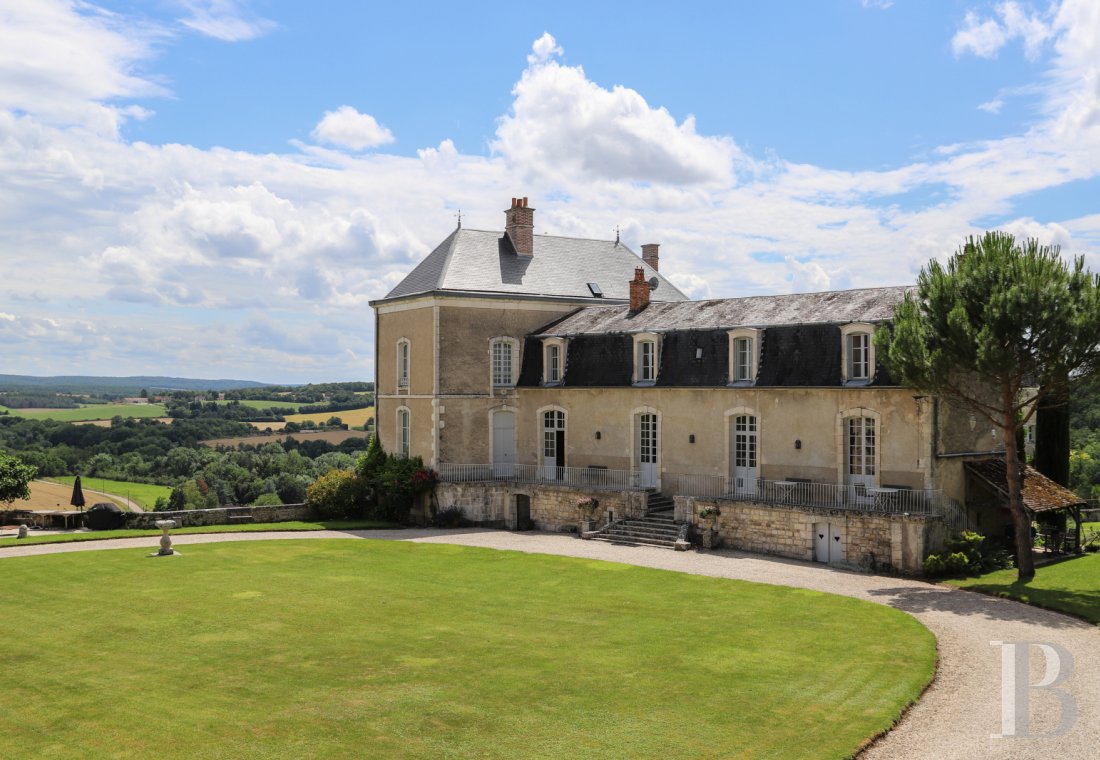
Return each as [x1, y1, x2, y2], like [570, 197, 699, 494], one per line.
[603, 527, 681, 541]
[612, 517, 679, 528]
[589, 534, 679, 549]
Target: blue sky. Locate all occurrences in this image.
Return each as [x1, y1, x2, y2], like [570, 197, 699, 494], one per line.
[1, 0, 1098, 383]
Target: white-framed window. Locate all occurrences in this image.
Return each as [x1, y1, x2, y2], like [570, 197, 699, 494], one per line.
[632, 333, 660, 386]
[396, 407, 410, 458]
[841, 324, 875, 385]
[542, 338, 566, 385]
[847, 416, 876, 476]
[727, 328, 760, 385]
[490, 337, 518, 388]
[396, 339, 410, 390]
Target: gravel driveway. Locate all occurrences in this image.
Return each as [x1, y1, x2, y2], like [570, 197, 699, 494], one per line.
[4, 528, 1098, 759]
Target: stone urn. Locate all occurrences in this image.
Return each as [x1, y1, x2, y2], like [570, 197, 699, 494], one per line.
[155, 519, 177, 556]
[576, 497, 599, 537]
[697, 508, 720, 549]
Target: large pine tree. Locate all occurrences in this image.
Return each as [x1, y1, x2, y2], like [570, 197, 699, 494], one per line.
[877, 232, 1100, 581]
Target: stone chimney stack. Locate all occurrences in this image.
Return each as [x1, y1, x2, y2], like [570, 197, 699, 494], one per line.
[504, 196, 534, 256]
[629, 267, 650, 313]
[641, 243, 660, 271]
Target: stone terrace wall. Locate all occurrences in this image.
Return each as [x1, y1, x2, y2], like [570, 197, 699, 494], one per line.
[675, 496, 940, 574]
[124, 503, 311, 529]
[435, 482, 647, 531]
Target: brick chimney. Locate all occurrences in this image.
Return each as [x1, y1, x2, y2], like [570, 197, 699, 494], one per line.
[504, 196, 534, 256]
[629, 267, 650, 313]
[641, 243, 660, 271]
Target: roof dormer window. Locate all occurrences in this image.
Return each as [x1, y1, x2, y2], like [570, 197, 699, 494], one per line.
[632, 333, 660, 386]
[841, 324, 875, 385]
[542, 338, 566, 386]
[727, 328, 761, 386]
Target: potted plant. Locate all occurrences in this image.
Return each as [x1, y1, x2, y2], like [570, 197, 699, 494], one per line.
[576, 496, 600, 534]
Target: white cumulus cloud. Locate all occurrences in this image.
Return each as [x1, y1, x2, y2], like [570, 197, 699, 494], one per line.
[495, 35, 742, 186]
[953, 2, 1053, 60]
[178, 0, 275, 42]
[311, 106, 395, 151]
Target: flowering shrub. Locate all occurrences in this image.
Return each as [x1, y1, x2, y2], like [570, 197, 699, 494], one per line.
[698, 506, 720, 521]
[411, 468, 439, 493]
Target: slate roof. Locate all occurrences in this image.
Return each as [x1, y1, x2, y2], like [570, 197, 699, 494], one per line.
[382, 228, 688, 302]
[965, 459, 1087, 513]
[531, 285, 912, 336]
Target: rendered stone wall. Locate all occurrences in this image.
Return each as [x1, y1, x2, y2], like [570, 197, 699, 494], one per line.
[434, 482, 646, 531]
[124, 503, 311, 529]
[674, 496, 939, 574]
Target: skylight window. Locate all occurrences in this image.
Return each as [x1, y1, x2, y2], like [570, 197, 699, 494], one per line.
[587, 282, 603, 297]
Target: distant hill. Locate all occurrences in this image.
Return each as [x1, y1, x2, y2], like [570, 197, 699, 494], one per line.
[0, 374, 272, 395]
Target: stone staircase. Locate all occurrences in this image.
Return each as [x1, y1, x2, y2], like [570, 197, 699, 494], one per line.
[646, 491, 675, 515]
[587, 492, 685, 549]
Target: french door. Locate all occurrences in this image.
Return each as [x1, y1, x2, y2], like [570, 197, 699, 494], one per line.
[847, 417, 876, 503]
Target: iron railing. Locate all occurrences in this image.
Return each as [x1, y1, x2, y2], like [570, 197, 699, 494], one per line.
[438, 463, 642, 490]
[661, 473, 949, 516]
[439, 463, 958, 518]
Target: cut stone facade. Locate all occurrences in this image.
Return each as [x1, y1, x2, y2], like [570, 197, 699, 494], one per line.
[674, 495, 940, 574]
[435, 482, 647, 531]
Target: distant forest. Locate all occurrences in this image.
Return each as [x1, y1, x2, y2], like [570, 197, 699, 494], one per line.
[0, 374, 270, 396]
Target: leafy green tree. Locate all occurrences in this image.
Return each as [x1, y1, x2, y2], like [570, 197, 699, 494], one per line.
[877, 232, 1100, 580]
[1, 451, 37, 505]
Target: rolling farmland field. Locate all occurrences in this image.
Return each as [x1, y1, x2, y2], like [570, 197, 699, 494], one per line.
[50, 477, 171, 511]
[0, 403, 167, 422]
[22, 480, 130, 511]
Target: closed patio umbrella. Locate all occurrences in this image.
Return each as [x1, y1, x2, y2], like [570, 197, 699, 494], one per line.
[70, 476, 86, 512]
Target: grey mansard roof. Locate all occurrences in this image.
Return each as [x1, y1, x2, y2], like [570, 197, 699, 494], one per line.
[532, 285, 913, 336]
[381, 228, 688, 302]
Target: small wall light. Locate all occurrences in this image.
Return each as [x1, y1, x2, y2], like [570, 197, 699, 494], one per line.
[595, 431, 601, 440]
[689, 434, 696, 444]
[794, 439, 802, 450]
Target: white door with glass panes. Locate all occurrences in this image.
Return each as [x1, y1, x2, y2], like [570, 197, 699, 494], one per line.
[492, 410, 515, 478]
[731, 415, 758, 495]
[847, 417, 876, 503]
[542, 410, 565, 480]
[635, 413, 659, 488]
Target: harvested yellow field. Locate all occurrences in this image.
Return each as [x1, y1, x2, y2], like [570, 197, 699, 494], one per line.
[203, 429, 370, 448]
[248, 420, 287, 431]
[22, 480, 129, 511]
[285, 406, 374, 428]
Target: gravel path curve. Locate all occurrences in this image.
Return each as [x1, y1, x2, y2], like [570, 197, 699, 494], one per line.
[4, 528, 1098, 759]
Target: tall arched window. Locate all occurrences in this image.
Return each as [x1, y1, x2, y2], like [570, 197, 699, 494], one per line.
[396, 339, 410, 390]
[397, 407, 411, 458]
[491, 339, 516, 387]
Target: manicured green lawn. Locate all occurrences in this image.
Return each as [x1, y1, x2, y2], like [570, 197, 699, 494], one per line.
[2, 403, 166, 421]
[50, 476, 172, 510]
[949, 553, 1100, 625]
[0, 520, 397, 548]
[0, 540, 935, 760]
